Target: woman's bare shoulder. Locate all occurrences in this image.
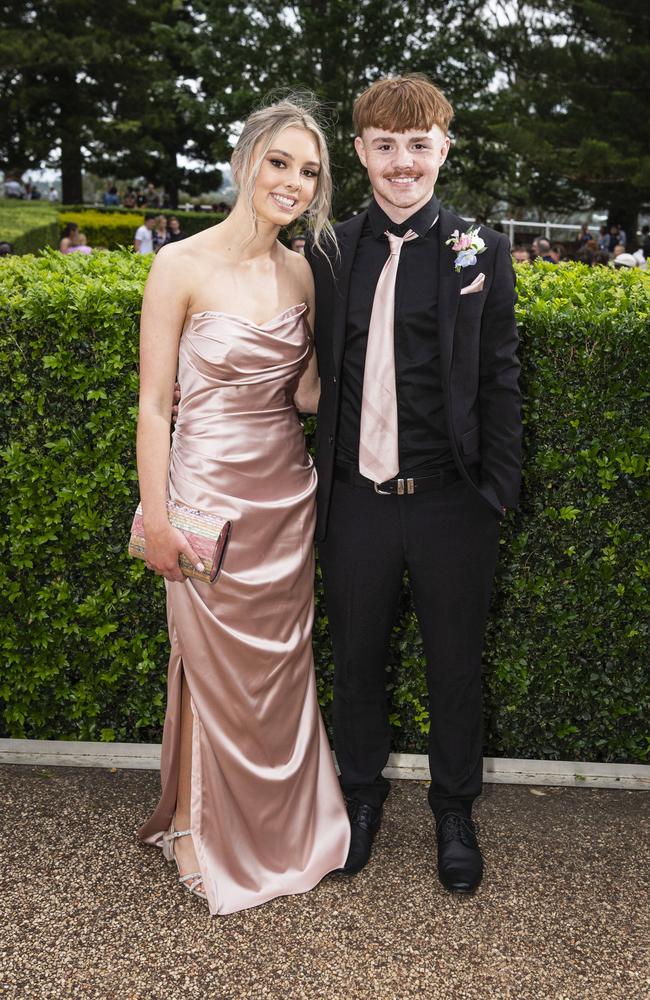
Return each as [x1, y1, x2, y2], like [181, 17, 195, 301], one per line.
[280, 242, 314, 285]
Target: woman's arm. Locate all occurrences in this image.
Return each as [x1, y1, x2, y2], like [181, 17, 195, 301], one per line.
[293, 349, 320, 414]
[137, 246, 202, 581]
[292, 260, 321, 414]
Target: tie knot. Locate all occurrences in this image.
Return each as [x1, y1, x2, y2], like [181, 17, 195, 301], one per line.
[386, 229, 417, 255]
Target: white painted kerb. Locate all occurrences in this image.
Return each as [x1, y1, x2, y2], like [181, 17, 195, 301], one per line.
[0, 739, 648, 791]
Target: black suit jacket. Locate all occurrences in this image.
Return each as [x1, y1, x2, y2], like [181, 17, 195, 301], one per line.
[307, 205, 522, 542]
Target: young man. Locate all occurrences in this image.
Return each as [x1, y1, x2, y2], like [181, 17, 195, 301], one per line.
[134, 215, 156, 254]
[307, 75, 522, 894]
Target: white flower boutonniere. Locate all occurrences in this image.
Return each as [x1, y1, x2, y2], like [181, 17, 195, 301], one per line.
[446, 225, 487, 273]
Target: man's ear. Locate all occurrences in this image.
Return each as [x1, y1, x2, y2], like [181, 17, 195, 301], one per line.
[354, 136, 368, 168]
[439, 135, 451, 167]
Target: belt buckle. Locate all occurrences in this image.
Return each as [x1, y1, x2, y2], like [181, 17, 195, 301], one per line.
[373, 481, 392, 495]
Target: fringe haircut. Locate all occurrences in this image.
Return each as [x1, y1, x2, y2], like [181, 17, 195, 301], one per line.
[353, 74, 454, 137]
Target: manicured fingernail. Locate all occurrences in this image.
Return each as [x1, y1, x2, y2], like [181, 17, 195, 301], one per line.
[196, 562, 205, 573]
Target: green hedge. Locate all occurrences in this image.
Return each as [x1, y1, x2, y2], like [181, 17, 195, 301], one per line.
[0, 200, 59, 254]
[58, 210, 148, 251]
[1, 252, 648, 760]
[61, 205, 226, 240]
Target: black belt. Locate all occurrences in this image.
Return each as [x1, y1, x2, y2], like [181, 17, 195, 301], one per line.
[334, 465, 460, 495]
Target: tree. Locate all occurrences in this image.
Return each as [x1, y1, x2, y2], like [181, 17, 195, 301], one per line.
[0, 2, 220, 206]
[478, 0, 650, 232]
[192, 0, 490, 218]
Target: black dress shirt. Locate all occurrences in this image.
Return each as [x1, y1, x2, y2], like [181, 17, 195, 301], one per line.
[336, 193, 454, 476]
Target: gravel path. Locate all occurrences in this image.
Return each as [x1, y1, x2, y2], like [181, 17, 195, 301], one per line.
[1, 765, 648, 1000]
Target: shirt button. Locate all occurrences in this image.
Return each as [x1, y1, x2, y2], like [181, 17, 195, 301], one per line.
[329, 434, 334, 445]
[332, 375, 337, 383]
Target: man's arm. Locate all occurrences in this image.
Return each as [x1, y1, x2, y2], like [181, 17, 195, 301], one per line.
[478, 234, 522, 509]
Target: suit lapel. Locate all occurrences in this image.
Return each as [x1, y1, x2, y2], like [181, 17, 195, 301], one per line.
[332, 211, 367, 375]
[437, 206, 463, 382]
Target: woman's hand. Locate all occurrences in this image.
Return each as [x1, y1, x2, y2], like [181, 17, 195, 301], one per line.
[144, 523, 204, 583]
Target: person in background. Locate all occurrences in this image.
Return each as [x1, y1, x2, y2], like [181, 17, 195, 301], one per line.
[134, 215, 156, 254]
[597, 225, 610, 252]
[612, 253, 637, 270]
[290, 233, 307, 255]
[123, 187, 137, 209]
[153, 215, 168, 252]
[511, 246, 531, 264]
[48, 186, 58, 203]
[59, 223, 92, 254]
[640, 225, 650, 259]
[531, 236, 555, 263]
[135, 188, 147, 208]
[578, 222, 591, 246]
[576, 239, 598, 266]
[166, 216, 186, 243]
[103, 185, 120, 207]
[145, 182, 160, 208]
[0, 242, 13, 256]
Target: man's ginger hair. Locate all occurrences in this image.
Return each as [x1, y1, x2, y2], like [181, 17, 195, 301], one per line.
[353, 74, 454, 137]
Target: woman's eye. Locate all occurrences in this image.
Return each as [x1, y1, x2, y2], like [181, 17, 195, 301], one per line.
[270, 158, 286, 168]
[303, 169, 319, 178]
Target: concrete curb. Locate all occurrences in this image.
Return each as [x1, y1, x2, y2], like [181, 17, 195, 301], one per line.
[1, 738, 648, 790]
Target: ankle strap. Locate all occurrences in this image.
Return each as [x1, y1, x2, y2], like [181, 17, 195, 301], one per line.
[166, 828, 192, 840]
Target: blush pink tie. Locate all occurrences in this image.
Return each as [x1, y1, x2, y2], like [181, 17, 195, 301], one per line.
[359, 229, 418, 483]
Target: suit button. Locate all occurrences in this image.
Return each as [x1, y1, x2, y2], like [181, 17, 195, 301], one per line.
[329, 434, 334, 445]
[333, 375, 337, 383]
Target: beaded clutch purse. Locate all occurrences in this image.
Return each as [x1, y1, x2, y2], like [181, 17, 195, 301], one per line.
[128, 500, 231, 584]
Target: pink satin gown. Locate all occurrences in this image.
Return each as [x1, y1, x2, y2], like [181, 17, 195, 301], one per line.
[138, 303, 350, 914]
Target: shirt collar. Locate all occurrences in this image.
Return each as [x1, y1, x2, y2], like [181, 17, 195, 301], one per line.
[367, 192, 441, 240]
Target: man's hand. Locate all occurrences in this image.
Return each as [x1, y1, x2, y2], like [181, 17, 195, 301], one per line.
[172, 380, 180, 423]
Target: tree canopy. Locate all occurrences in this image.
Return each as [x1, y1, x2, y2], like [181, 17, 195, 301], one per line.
[1, 0, 648, 226]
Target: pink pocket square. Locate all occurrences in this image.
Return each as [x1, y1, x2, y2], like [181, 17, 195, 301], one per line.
[460, 272, 485, 296]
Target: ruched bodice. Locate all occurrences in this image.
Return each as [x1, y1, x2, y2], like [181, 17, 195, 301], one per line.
[139, 304, 350, 915]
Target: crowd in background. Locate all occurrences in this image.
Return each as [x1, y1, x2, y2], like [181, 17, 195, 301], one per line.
[133, 214, 187, 254]
[511, 223, 650, 270]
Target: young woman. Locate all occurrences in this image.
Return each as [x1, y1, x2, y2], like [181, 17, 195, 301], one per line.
[136, 99, 350, 915]
[59, 223, 92, 254]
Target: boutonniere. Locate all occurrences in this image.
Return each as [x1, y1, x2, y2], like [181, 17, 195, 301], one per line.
[445, 225, 487, 273]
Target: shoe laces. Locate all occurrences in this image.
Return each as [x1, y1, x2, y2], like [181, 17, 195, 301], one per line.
[438, 813, 480, 846]
[347, 800, 379, 831]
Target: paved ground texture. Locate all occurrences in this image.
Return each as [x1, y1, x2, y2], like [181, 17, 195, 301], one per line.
[0, 765, 648, 1000]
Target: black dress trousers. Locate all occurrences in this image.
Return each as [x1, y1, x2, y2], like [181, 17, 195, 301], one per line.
[318, 476, 502, 820]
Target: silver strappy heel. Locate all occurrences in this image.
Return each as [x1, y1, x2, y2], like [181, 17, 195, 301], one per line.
[162, 820, 207, 900]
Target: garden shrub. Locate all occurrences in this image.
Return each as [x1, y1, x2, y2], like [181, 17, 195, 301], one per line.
[0, 200, 59, 254]
[0, 252, 648, 761]
[60, 206, 226, 244]
[57, 210, 147, 251]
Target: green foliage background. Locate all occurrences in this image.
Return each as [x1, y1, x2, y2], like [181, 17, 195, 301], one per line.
[1, 252, 648, 760]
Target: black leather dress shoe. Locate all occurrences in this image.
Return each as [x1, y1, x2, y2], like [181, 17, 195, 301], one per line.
[337, 800, 382, 875]
[436, 812, 483, 894]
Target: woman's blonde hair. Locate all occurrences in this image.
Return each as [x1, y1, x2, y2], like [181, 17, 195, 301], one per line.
[230, 95, 335, 256]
